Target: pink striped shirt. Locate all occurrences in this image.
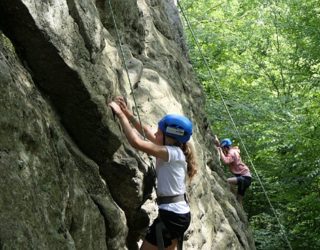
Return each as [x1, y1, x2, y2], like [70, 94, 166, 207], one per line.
[220, 147, 251, 177]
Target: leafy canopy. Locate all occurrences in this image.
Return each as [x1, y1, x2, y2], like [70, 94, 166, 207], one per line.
[179, 0, 320, 249]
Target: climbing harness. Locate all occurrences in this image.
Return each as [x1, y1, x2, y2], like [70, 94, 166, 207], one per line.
[156, 220, 184, 250]
[157, 194, 186, 205]
[178, 2, 293, 250]
[155, 194, 188, 250]
[156, 220, 167, 249]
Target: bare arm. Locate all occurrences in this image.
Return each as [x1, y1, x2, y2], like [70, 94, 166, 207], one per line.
[109, 101, 168, 160]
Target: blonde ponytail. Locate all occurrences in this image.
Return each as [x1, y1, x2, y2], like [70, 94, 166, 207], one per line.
[181, 142, 197, 182]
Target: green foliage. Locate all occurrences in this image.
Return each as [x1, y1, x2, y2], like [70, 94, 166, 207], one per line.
[180, 0, 320, 248]
[250, 212, 288, 250]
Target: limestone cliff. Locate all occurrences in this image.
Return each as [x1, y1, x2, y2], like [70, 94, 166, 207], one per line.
[0, 0, 255, 249]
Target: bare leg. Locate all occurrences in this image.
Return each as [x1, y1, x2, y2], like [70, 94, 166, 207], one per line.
[227, 177, 238, 185]
[140, 239, 178, 250]
[227, 177, 238, 194]
[140, 240, 158, 250]
[166, 239, 178, 250]
[236, 194, 243, 206]
[227, 177, 244, 204]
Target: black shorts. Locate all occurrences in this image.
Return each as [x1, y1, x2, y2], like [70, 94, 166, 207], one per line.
[236, 175, 252, 196]
[144, 209, 191, 248]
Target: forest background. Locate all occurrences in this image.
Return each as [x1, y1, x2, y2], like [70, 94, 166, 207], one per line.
[179, 0, 320, 249]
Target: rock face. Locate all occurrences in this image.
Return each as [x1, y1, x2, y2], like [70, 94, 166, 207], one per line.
[0, 0, 255, 249]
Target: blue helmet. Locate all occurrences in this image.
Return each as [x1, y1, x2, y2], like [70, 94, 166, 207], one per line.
[220, 138, 232, 148]
[158, 114, 193, 143]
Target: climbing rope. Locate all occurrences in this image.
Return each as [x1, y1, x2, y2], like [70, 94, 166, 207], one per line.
[178, 2, 293, 250]
[107, 3, 184, 249]
[107, 0, 148, 140]
[107, 0, 157, 186]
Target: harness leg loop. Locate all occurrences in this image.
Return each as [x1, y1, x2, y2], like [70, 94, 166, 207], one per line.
[156, 221, 166, 250]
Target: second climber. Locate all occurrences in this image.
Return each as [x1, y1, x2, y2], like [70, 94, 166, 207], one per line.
[214, 136, 252, 205]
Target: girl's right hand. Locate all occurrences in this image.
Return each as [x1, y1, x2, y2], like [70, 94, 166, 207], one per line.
[108, 101, 123, 116]
[114, 96, 131, 116]
[213, 135, 220, 147]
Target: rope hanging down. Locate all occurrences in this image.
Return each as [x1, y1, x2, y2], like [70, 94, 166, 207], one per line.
[107, 0, 157, 182]
[178, 2, 292, 250]
[107, 0, 147, 140]
[107, 3, 181, 249]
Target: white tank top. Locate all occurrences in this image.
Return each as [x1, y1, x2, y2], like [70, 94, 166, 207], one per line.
[156, 146, 190, 214]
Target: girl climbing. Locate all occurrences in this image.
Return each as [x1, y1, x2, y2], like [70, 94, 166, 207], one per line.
[214, 136, 252, 205]
[108, 96, 197, 250]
